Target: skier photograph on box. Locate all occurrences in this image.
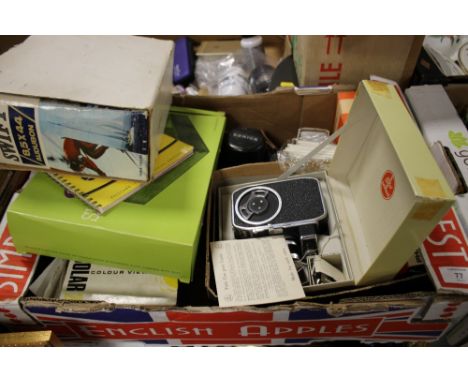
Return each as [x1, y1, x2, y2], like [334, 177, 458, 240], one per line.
[62, 138, 109, 177]
[38, 101, 149, 180]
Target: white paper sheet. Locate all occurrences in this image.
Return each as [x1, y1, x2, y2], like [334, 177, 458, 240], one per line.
[210, 237, 305, 307]
[28, 258, 68, 298]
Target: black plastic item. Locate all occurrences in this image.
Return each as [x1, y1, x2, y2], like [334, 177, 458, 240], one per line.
[250, 64, 274, 93]
[269, 55, 299, 91]
[411, 47, 468, 86]
[220, 127, 269, 168]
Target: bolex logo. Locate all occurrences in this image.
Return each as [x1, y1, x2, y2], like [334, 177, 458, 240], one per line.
[381, 170, 395, 200]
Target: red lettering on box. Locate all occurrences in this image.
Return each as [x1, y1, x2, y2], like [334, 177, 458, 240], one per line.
[319, 63, 343, 85]
[325, 35, 333, 55]
[336, 36, 344, 54]
[0, 224, 37, 301]
[422, 208, 468, 289]
[324, 36, 345, 55]
[68, 318, 381, 340]
[319, 36, 345, 85]
[320, 63, 343, 73]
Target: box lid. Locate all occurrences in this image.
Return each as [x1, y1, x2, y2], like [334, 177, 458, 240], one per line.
[0, 36, 174, 110]
[328, 80, 454, 285]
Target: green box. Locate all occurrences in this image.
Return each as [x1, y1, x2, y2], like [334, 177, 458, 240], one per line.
[7, 107, 225, 283]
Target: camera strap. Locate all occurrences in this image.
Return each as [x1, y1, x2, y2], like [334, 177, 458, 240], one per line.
[277, 122, 351, 180]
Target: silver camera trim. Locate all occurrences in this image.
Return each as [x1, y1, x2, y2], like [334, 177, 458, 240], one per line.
[232, 177, 328, 233]
[234, 186, 283, 226]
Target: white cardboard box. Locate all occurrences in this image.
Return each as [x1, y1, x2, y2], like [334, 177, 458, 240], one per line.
[328, 81, 454, 285]
[0, 36, 174, 181]
[406, 85, 468, 294]
[405, 85, 468, 190]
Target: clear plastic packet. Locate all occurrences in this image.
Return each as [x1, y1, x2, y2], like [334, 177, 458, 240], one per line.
[296, 127, 330, 142]
[194, 53, 250, 96]
[278, 128, 336, 173]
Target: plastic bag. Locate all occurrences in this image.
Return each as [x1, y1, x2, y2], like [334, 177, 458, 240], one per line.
[277, 128, 336, 173]
[194, 54, 250, 96]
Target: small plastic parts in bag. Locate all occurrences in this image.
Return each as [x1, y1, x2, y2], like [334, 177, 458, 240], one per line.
[278, 128, 336, 173]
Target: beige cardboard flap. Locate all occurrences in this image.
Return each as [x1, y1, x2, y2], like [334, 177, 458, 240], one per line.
[293, 36, 422, 87]
[0, 36, 174, 109]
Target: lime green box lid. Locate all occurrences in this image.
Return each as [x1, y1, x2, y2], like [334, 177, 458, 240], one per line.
[7, 107, 226, 283]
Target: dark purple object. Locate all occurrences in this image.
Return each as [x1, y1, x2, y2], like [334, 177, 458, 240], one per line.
[173, 37, 195, 86]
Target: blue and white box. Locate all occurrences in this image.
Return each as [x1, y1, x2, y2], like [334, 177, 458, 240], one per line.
[0, 36, 174, 181]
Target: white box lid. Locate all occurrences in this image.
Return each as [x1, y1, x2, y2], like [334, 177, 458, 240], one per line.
[405, 85, 468, 186]
[328, 80, 454, 285]
[0, 36, 174, 110]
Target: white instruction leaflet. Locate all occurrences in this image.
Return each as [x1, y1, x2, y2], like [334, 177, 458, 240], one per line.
[210, 237, 305, 307]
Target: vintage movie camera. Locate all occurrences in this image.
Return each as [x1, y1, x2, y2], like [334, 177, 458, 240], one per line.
[231, 177, 331, 284]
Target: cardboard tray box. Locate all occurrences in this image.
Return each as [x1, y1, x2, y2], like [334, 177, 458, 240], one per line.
[1, 229, 466, 346]
[14, 293, 467, 345]
[2, 203, 467, 346]
[2, 83, 468, 346]
[0, 36, 174, 181]
[5, 252, 468, 345]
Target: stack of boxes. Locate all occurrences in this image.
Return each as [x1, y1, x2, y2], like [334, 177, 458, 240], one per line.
[0, 36, 226, 336]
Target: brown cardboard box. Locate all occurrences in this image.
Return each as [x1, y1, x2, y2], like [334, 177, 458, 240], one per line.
[174, 88, 337, 146]
[292, 36, 424, 87]
[1, 36, 466, 345]
[2, 86, 468, 345]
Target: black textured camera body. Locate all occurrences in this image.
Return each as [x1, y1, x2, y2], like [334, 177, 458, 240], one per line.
[231, 177, 327, 238]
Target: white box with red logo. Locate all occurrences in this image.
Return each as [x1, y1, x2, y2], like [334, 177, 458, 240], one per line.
[323, 80, 453, 286]
[0, 197, 39, 330]
[406, 85, 468, 294]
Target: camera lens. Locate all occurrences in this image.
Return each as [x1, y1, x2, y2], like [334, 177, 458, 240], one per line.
[247, 195, 269, 214]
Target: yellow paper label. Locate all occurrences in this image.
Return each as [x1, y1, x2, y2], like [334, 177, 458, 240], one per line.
[366, 80, 391, 98]
[416, 177, 446, 198]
